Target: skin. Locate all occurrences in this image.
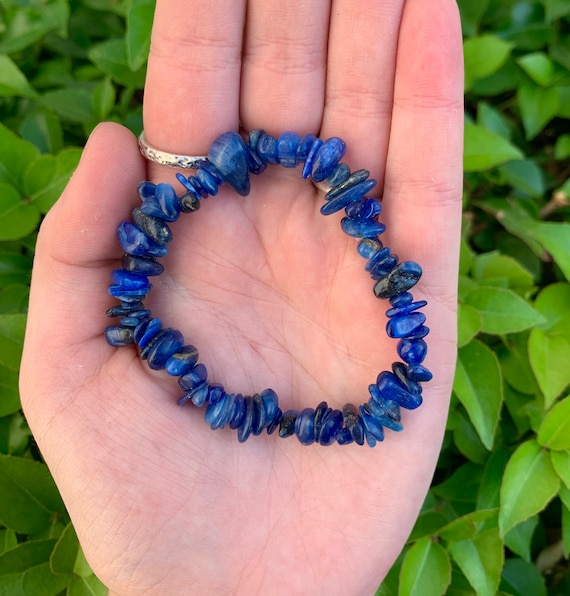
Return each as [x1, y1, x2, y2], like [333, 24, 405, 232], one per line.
[19, 0, 464, 594]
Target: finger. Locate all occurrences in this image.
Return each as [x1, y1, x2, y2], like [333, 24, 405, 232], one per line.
[24, 123, 144, 347]
[240, 0, 330, 135]
[321, 0, 405, 183]
[143, 0, 246, 156]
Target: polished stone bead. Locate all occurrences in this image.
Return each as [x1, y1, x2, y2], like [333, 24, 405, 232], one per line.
[359, 404, 384, 447]
[139, 328, 168, 360]
[134, 317, 162, 349]
[266, 407, 284, 434]
[137, 180, 156, 200]
[165, 345, 199, 376]
[342, 403, 365, 446]
[117, 223, 168, 258]
[345, 197, 382, 220]
[296, 134, 317, 162]
[120, 316, 144, 327]
[177, 383, 208, 407]
[246, 147, 267, 175]
[325, 169, 370, 200]
[321, 179, 377, 215]
[196, 166, 220, 196]
[108, 284, 149, 301]
[206, 391, 235, 429]
[392, 362, 422, 395]
[386, 312, 427, 339]
[301, 139, 323, 179]
[248, 129, 264, 152]
[386, 300, 428, 318]
[326, 163, 351, 188]
[229, 393, 246, 429]
[373, 261, 422, 299]
[357, 238, 383, 259]
[257, 133, 279, 165]
[208, 131, 251, 196]
[318, 409, 343, 445]
[178, 363, 208, 392]
[132, 208, 172, 245]
[237, 396, 256, 443]
[179, 192, 201, 213]
[408, 364, 433, 382]
[404, 325, 430, 339]
[252, 394, 267, 435]
[106, 303, 146, 317]
[295, 407, 316, 445]
[206, 383, 225, 405]
[313, 401, 329, 441]
[276, 132, 300, 168]
[140, 183, 180, 222]
[111, 269, 151, 290]
[369, 255, 397, 281]
[341, 217, 386, 239]
[260, 388, 280, 430]
[122, 254, 164, 276]
[279, 409, 298, 438]
[336, 427, 354, 445]
[105, 325, 134, 346]
[366, 396, 403, 432]
[376, 371, 423, 410]
[310, 137, 346, 182]
[397, 338, 428, 365]
[178, 175, 207, 199]
[146, 328, 184, 370]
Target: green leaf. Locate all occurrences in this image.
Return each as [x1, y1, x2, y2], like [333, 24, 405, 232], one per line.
[448, 528, 504, 596]
[0, 183, 41, 241]
[0, 413, 30, 456]
[499, 333, 540, 396]
[23, 148, 82, 214]
[457, 303, 481, 348]
[41, 89, 96, 124]
[528, 328, 570, 407]
[554, 134, 570, 160]
[477, 449, 510, 510]
[476, 102, 512, 140]
[0, 364, 21, 417]
[472, 251, 535, 290]
[438, 509, 498, 543]
[408, 511, 449, 543]
[524, 222, 570, 282]
[534, 283, 570, 339]
[464, 124, 523, 172]
[67, 574, 108, 596]
[517, 52, 554, 86]
[551, 450, 570, 490]
[465, 286, 544, 334]
[0, 530, 17, 557]
[20, 108, 64, 155]
[89, 39, 146, 88]
[454, 339, 502, 450]
[0, 254, 32, 287]
[537, 395, 570, 449]
[518, 84, 559, 139]
[0, 55, 38, 98]
[456, 0, 490, 36]
[0, 313, 27, 371]
[464, 35, 514, 89]
[0, 124, 39, 187]
[50, 523, 93, 578]
[500, 558, 547, 596]
[504, 516, 538, 561]
[92, 77, 116, 120]
[498, 159, 545, 198]
[563, 504, 570, 559]
[543, 0, 570, 21]
[432, 462, 483, 503]
[126, 0, 155, 71]
[0, 454, 66, 534]
[399, 538, 451, 596]
[453, 410, 489, 464]
[499, 439, 560, 536]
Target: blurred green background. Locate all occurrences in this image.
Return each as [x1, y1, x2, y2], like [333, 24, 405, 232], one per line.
[1, 0, 570, 594]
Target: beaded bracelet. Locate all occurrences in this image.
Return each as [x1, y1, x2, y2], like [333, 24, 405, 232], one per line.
[105, 130, 432, 447]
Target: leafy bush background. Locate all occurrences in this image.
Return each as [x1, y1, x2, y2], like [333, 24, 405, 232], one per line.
[1, 0, 569, 594]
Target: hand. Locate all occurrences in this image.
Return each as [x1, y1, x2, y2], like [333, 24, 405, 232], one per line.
[20, 0, 464, 593]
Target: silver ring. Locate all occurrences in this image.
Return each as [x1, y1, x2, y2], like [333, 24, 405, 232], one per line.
[138, 131, 207, 169]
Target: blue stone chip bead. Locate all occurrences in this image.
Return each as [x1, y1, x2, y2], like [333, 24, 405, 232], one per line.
[345, 197, 382, 220]
[403, 325, 430, 340]
[134, 317, 162, 349]
[279, 410, 298, 438]
[373, 261, 422, 299]
[310, 137, 346, 182]
[237, 396, 257, 443]
[397, 338, 428, 364]
[122, 254, 164, 277]
[165, 345, 199, 376]
[206, 391, 235, 430]
[359, 404, 385, 447]
[206, 383, 225, 405]
[117, 223, 168, 258]
[376, 371, 423, 410]
[137, 180, 156, 200]
[208, 131, 251, 196]
[324, 169, 370, 200]
[276, 132, 300, 168]
[146, 328, 184, 370]
[407, 364, 433, 382]
[390, 292, 414, 307]
[325, 163, 351, 188]
[132, 208, 173, 245]
[248, 129, 264, 152]
[105, 325, 134, 347]
[341, 217, 386, 239]
[366, 394, 403, 432]
[321, 178, 377, 216]
[342, 403, 365, 446]
[257, 133, 279, 165]
[296, 134, 317, 162]
[196, 165, 221, 196]
[386, 300, 428, 318]
[391, 362, 422, 395]
[178, 363, 208, 392]
[295, 408, 316, 445]
[229, 393, 246, 429]
[139, 182, 180, 222]
[386, 312, 427, 339]
[357, 238, 383, 259]
[111, 269, 151, 290]
[301, 139, 323, 179]
[318, 409, 343, 445]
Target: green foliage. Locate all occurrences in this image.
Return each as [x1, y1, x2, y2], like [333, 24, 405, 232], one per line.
[0, 0, 569, 593]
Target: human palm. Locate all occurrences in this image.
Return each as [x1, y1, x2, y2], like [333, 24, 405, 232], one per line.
[20, 0, 464, 594]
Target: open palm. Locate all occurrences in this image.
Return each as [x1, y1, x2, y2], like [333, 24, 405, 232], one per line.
[20, 0, 463, 594]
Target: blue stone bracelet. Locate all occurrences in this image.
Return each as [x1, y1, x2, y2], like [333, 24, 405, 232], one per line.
[105, 130, 432, 447]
